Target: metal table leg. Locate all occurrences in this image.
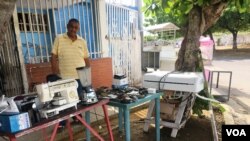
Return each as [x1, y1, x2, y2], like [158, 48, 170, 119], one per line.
[124, 107, 130, 141]
[66, 119, 73, 141]
[155, 97, 160, 141]
[77, 114, 104, 141]
[8, 135, 17, 141]
[209, 71, 213, 95]
[85, 111, 91, 141]
[118, 107, 124, 132]
[143, 100, 155, 132]
[50, 123, 59, 141]
[102, 104, 114, 141]
[216, 72, 220, 88]
[228, 72, 232, 101]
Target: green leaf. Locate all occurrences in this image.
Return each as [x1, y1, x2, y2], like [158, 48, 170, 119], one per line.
[184, 3, 194, 14]
[235, 0, 248, 13]
[167, 0, 174, 7]
[164, 7, 171, 13]
[197, 0, 204, 6]
[239, 7, 247, 13]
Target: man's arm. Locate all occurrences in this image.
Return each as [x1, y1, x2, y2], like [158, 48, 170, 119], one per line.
[51, 53, 59, 74]
[84, 58, 90, 67]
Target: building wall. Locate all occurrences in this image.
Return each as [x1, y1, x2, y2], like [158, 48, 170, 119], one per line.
[25, 58, 112, 91]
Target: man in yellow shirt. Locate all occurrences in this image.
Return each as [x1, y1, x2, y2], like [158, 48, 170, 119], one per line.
[51, 18, 90, 79]
[51, 18, 90, 95]
[51, 18, 89, 123]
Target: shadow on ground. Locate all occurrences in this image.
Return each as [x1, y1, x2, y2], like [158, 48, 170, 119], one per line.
[213, 48, 250, 60]
[56, 108, 214, 141]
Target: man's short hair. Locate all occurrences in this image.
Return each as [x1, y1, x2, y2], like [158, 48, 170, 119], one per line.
[68, 18, 79, 25]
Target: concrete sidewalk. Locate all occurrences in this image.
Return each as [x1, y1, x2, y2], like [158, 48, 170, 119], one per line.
[211, 50, 250, 125]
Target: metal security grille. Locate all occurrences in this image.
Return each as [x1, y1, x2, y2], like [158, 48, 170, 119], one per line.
[15, 0, 102, 64]
[106, 3, 142, 85]
[0, 18, 24, 97]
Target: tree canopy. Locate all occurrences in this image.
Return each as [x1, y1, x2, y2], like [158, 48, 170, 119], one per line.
[143, 0, 249, 34]
[216, 7, 250, 49]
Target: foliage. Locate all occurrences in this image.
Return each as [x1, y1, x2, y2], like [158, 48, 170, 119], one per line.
[192, 89, 210, 117]
[217, 8, 250, 33]
[142, 0, 163, 17]
[144, 35, 156, 41]
[206, 2, 250, 49]
[212, 102, 226, 113]
[143, 0, 250, 33]
[142, 0, 187, 37]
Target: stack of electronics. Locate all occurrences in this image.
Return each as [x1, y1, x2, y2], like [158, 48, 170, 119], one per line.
[0, 95, 31, 133]
[35, 66, 99, 119]
[96, 86, 149, 103]
[14, 94, 41, 124]
[112, 74, 129, 89]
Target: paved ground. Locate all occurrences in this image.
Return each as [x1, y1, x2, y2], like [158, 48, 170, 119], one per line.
[211, 48, 250, 124]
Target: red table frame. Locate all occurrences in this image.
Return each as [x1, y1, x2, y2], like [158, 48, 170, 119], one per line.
[0, 99, 113, 141]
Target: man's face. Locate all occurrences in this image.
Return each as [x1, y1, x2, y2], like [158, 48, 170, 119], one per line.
[67, 22, 79, 37]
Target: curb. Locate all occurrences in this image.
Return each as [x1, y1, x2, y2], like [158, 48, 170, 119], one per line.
[233, 97, 250, 113]
[220, 96, 250, 125]
[221, 104, 235, 124]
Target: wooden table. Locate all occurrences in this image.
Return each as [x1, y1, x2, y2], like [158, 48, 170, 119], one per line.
[0, 99, 114, 141]
[107, 93, 162, 141]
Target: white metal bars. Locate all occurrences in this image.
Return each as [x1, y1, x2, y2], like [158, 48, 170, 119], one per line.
[15, 0, 102, 64]
[105, 3, 142, 85]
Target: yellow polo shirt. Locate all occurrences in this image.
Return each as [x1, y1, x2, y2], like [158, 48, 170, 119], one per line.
[52, 33, 89, 79]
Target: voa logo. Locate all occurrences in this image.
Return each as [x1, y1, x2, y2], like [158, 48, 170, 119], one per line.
[226, 129, 246, 136]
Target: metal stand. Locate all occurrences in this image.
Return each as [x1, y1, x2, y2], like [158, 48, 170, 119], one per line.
[208, 70, 232, 101]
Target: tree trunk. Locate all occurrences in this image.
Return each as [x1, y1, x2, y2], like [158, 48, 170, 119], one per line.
[0, 0, 17, 45]
[232, 32, 238, 50]
[175, 7, 202, 71]
[175, 1, 227, 71]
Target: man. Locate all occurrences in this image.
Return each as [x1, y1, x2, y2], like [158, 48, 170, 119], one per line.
[51, 18, 89, 123]
[51, 18, 90, 80]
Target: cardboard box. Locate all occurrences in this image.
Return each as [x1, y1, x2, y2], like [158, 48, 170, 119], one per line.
[112, 77, 128, 86]
[159, 102, 178, 121]
[0, 112, 31, 133]
[153, 101, 178, 121]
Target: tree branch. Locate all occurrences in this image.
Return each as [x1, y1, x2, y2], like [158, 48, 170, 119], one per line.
[201, 1, 228, 33]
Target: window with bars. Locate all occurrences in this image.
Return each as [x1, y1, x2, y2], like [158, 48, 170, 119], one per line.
[17, 13, 48, 32]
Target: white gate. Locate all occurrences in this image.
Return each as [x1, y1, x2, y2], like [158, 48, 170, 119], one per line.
[105, 2, 142, 85]
[15, 0, 102, 64]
